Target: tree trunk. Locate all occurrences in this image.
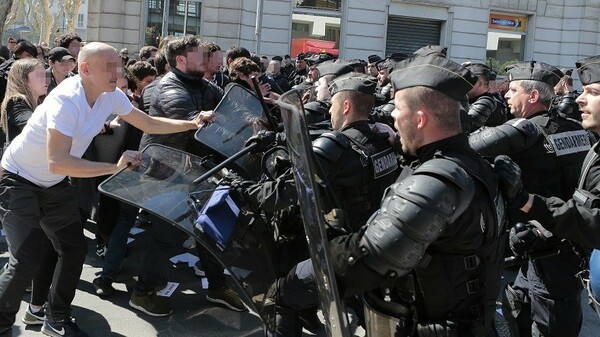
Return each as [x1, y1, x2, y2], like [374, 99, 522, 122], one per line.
[63, 0, 82, 34]
[0, 0, 15, 41]
[39, 0, 54, 44]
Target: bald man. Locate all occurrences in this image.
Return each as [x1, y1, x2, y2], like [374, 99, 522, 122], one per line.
[0, 42, 215, 336]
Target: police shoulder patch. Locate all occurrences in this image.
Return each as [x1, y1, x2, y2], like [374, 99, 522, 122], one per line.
[371, 148, 398, 179]
[546, 130, 592, 156]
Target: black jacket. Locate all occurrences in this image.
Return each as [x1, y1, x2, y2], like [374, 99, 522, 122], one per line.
[0, 96, 34, 148]
[529, 141, 600, 249]
[139, 68, 223, 155]
[45, 67, 74, 94]
[331, 134, 504, 334]
[0, 57, 17, 106]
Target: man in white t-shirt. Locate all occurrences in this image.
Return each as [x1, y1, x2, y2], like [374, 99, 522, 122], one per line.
[0, 42, 215, 337]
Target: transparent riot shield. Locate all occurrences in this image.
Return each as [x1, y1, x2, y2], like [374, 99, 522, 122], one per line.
[277, 90, 351, 337]
[98, 144, 278, 332]
[194, 83, 268, 180]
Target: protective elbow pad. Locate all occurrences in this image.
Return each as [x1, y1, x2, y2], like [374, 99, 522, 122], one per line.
[468, 96, 497, 128]
[358, 159, 475, 278]
[557, 95, 577, 116]
[469, 118, 541, 157]
[312, 132, 349, 163]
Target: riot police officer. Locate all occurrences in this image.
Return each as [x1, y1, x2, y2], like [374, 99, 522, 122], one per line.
[494, 56, 600, 334]
[288, 53, 308, 87]
[373, 53, 407, 107]
[487, 69, 510, 126]
[501, 55, 600, 250]
[327, 55, 505, 337]
[469, 61, 593, 337]
[551, 69, 581, 120]
[462, 62, 508, 130]
[245, 72, 399, 336]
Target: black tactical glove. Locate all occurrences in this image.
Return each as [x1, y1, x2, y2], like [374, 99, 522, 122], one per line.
[245, 130, 278, 154]
[227, 179, 254, 202]
[494, 155, 529, 208]
[509, 223, 545, 257]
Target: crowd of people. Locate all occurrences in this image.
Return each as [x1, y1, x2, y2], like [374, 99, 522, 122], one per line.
[0, 30, 598, 337]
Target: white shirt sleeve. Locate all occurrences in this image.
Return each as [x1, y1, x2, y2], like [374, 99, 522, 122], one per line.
[111, 89, 135, 116]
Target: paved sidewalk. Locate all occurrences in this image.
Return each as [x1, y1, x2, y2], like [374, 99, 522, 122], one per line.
[1, 222, 599, 337]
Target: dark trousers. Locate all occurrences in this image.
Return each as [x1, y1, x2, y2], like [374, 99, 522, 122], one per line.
[269, 259, 318, 337]
[96, 181, 120, 242]
[135, 214, 225, 294]
[0, 173, 87, 326]
[30, 237, 58, 306]
[31, 205, 89, 307]
[502, 265, 583, 337]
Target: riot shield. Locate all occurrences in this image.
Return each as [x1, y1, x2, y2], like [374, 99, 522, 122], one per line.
[98, 144, 278, 332]
[194, 83, 268, 180]
[277, 90, 351, 337]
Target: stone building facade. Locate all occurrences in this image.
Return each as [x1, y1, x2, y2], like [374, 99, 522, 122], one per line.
[87, 0, 600, 80]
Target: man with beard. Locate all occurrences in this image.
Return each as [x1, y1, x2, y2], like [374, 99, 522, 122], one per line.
[245, 72, 399, 336]
[202, 41, 229, 90]
[328, 55, 505, 337]
[0, 42, 216, 337]
[130, 36, 245, 317]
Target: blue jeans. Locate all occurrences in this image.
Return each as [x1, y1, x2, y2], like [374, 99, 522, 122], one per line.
[101, 203, 137, 280]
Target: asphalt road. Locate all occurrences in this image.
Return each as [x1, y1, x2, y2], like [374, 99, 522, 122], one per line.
[1, 222, 599, 337]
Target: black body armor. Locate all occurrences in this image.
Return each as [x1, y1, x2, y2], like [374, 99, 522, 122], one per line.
[313, 122, 399, 232]
[331, 135, 505, 336]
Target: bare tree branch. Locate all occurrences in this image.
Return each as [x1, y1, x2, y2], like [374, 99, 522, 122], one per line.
[61, 0, 82, 33]
[3, 0, 20, 31]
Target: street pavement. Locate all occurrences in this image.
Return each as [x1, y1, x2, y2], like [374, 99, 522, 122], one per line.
[1, 221, 599, 337]
[1, 222, 267, 337]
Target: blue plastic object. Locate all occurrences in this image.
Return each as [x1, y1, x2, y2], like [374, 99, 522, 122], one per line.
[195, 186, 241, 251]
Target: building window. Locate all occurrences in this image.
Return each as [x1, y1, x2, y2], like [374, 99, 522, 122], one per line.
[77, 14, 84, 28]
[177, 1, 197, 16]
[324, 24, 339, 42]
[486, 13, 527, 73]
[149, 0, 161, 12]
[146, 0, 202, 45]
[292, 22, 310, 38]
[296, 0, 341, 11]
[290, 12, 341, 57]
